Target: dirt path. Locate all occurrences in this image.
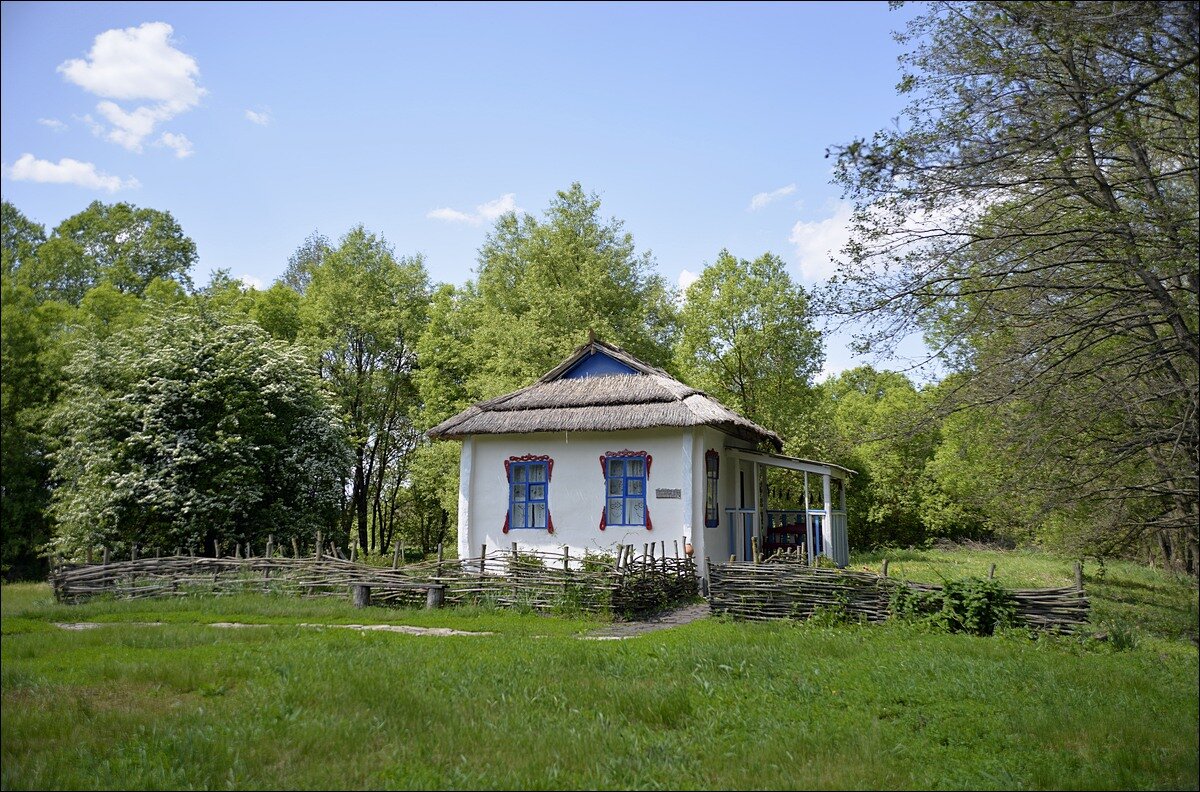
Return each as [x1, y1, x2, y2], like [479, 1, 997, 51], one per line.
[53, 604, 712, 641]
[55, 621, 492, 637]
[579, 602, 711, 640]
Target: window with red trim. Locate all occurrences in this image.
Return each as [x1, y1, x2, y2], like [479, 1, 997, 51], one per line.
[599, 450, 652, 531]
[504, 456, 553, 533]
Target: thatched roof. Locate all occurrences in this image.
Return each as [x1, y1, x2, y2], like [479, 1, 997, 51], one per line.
[427, 339, 783, 449]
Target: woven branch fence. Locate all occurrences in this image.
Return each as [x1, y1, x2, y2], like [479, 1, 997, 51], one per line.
[49, 540, 699, 618]
[707, 558, 1090, 632]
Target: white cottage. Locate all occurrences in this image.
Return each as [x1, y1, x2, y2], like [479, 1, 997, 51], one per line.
[427, 338, 852, 574]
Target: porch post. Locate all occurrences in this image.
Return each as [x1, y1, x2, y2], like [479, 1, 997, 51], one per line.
[803, 471, 813, 565]
[822, 472, 833, 562]
[751, 461, 761, 558]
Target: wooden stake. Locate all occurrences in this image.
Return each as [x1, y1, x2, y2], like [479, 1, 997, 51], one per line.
[988, 563, 996, 580]
[479, 544, 486, 575]
[315, 532, 322, 561]
[563, 546, 570, 571]
[392, 541, 401, 570]
[881, 559, 889, 578]
[1074, 561, 1083, 591]
[292, 537, 300, 558]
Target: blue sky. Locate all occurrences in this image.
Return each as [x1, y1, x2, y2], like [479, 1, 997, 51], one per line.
[1, 1, 925, 378]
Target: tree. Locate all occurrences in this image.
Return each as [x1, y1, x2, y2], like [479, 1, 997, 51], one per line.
[281, 231, 332, 295]
[16, 201, 196, 304]
[1, 201, 46, 278]
[466, 182, 677, 398]
[828, 1, 1198, 570]
[48, 311, 349, 559]
[300, 226, 430, 555]
[674, 249, 823, 440]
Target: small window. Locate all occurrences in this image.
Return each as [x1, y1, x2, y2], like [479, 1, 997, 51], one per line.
[505, 456, 553, 533]
[704, 449, 719, 528]
[599, 450, 652, 530]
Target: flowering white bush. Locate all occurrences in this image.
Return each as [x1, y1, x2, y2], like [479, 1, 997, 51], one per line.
[49, 311, 350, 559]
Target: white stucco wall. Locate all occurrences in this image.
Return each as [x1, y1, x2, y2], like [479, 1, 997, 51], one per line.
[465, 428, 699, 560]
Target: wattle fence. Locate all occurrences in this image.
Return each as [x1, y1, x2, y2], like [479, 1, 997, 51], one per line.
[48, 542, 698, 618]
[706, 558, 1091, 632]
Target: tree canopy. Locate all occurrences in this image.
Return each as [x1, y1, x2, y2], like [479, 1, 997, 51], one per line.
[828, 1, 1198, 570]
[675, 249, 822, 440]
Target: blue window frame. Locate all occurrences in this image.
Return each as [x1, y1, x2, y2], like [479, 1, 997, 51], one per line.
[507, 459, 549, 530]
[605, 456, 647, 527]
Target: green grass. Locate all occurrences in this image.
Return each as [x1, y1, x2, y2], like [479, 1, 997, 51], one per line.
[3, 547, 1197, 790]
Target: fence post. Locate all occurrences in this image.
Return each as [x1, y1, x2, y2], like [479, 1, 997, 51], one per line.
[988, 563, 996, 580]
[132, 543, 138, 562]
[291, 537, 300, 559]
[563, 546, 570, 571]
[479, 544, 486, 576]
[1074, 561, 1083, 591]
[350, 543, 357, 563]
[881, 558, 889, 578]
[86, 546, 94, 565]
[392, 541, 401, 570]
[315, 532, 322, 562]
[266, 535, 274, 559]
[426, 585, 444, 609]
[352, 584, 371, 608]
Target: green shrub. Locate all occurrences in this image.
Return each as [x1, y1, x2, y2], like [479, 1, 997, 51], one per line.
[890, 577, 1016, 636]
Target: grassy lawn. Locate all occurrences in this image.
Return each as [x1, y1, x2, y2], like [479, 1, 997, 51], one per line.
[3, 547, 1197, 790]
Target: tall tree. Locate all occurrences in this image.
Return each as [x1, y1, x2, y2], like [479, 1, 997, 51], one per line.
[674, 249, 823, 440]
[18, 201, 196, 304]
[281, 231, 332, 295]
[828, 1, 1198, 570]
[300, 226, 430, 554]
[466, 182, 678, 398]
[1, 201, 46, 278]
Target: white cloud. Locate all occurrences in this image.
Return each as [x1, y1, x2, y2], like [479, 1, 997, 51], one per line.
[427, 193, 523, 225]
[78, 114, 105, 136]
[748, 183, 796, 211]
[245, 109, 270, 126]
[156, 131, 193, 158]
[477, 193, 519, 221]
[678, 269, 700, 292]
[788, 200, 854, 282]
[38, 118, 68, 132]
[426, 207, 474, 223]
[238, 274, 263, 290]
[58, 22, 204, 154]
[4, 153, 139, 192]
